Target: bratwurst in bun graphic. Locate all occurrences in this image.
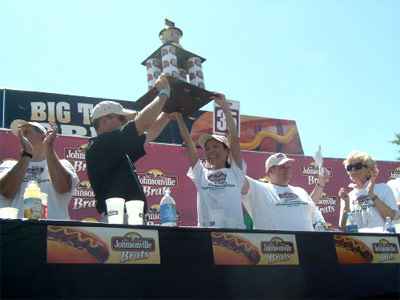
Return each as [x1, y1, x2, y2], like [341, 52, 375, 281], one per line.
[334, 235, 373, 264]
[212, 232, 261, 265]
[191, 113, 303, 154]
[47, 226, 110, 263]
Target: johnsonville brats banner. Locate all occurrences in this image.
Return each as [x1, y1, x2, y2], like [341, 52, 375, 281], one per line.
[211, 232, 299, 265]
[46, 225, 160, 264]
[334, 235, 400, 264]
[1, 89, 399, 228]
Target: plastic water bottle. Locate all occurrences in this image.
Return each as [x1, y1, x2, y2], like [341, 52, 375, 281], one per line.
[346, 212, 358, 233]
[315, 220, 326, 232]
[383, 216, 396, 234]
[160, 189, 177, 226]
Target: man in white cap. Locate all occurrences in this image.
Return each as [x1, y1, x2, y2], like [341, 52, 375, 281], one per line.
[0, 120, 79, 219]
[241, 153, 324, 231]
[86, 74, 171, 219]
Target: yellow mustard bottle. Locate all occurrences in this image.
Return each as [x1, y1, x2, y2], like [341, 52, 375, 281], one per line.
[23, 180, 43, 219]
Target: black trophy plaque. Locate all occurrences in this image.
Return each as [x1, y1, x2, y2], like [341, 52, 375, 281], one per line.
[136, 76, 214, 118]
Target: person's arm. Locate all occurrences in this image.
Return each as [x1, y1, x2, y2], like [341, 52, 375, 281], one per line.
[338, 187, 350, 232]
[0, 158, 30, 198]
[213, 92, 243, 170]
[241, 177, 249, 195]
[310, 169, 329, 204]
[44, 121, 72, 194]
[135, 74, 170, 136]
[367, 174, 397, 220]
[0, 127, 33, 198]
[170, 112, 199, 168]
[144, 112, 170, 145]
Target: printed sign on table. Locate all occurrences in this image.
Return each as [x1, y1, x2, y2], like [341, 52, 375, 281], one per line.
[334, 234, 400, 264]
[213, 100, 240, 136]
[47, 225, 160, 264]
[211, 232, 299, 265]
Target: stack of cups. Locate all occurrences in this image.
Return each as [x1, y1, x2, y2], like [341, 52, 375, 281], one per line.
[125, 200, 145, 225]
[105, 198, 125, 224]
[208, 209, 224, 228]
[161, 45, 179, 79]
[187, 56, 205, 89]
[146, 58, 162, 90]
[0, 207, 19, 219]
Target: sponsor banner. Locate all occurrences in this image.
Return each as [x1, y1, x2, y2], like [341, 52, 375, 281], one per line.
[1, 89, 305, 154]
[211, 232, 299, 265]
[334, 235, 400, 264]
[191, 111, 303, 154]
[47, 225, 160, 264]
[1, 129, 399, 228]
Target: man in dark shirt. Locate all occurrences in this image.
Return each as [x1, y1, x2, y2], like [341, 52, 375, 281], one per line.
[86, 74, 170, 219]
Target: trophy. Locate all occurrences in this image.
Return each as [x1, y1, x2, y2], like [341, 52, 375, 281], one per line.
[136, 19, 214, 118]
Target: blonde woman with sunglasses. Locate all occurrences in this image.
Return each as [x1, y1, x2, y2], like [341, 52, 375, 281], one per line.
[338, 151, 398, 232]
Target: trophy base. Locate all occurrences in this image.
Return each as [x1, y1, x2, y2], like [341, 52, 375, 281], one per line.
[136, 77, 213, 118]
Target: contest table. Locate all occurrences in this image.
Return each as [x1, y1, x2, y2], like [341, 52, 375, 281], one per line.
[1, 219, 399, 299]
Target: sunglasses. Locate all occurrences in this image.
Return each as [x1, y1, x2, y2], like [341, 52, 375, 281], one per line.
[346, 162, 366, 172]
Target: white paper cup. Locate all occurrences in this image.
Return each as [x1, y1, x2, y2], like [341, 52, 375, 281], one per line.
[0, 207, 19, 219]
[125, 200, 145, 225]
[208, 209, 224, 228]
[105, 198, 125, 224]
[225, 217, 240, 229]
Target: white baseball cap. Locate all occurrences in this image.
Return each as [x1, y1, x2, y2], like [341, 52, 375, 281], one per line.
[91, 101, 137, 122]
[10, 119, 46, 137]
[198, 133, 230, 149]
[265, 153, 294, 173]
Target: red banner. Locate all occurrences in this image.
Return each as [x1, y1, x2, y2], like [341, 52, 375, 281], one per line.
[1, 129, 399, 228]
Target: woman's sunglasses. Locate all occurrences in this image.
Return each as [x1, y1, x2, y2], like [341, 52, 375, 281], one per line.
[346, 162, 366, 172]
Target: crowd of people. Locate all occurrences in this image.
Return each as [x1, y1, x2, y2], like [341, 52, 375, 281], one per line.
[1, 73, 399, 232]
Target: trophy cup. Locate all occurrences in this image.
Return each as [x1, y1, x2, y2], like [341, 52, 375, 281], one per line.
[136, 19, 214, 118]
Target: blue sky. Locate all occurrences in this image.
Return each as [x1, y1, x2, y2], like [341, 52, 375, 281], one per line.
[1, 0, 399, 161]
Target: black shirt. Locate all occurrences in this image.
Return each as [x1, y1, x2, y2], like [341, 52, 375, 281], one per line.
[86, 121, 147, 214]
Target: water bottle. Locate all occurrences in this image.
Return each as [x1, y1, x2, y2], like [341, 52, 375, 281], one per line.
[160, 189, 177, 226]
[346, 212, 358, 233]
[315, 220, 326, 232]
[383, 216, 396, 234]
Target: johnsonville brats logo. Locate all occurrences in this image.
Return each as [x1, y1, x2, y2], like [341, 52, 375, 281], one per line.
[316, 192, 338, 214]
[63, 143, 88, 173]
[138, 168, 178, 197]
[111, 232, 156, 263]
[388, 166, 400, 179]
[261, 237, 295, 264]
[72, 180, 96, 210]
[372, 239, 399, 263]
[300, 161, 333, 185]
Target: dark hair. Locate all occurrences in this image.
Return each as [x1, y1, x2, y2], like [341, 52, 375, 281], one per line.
[223, 144, 231, 168]
[92, 118, 101, 130]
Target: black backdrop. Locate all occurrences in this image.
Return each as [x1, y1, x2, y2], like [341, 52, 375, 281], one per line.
[1, 219, 399, 299]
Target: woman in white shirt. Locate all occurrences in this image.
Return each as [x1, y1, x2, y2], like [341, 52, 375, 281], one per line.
[171, 92, 246, 228]
[338, 150, 398, 231]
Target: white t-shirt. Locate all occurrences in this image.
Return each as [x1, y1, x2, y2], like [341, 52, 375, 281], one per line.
[187, 160, 247, 228]
[348, 181, 399, 229]
[387, 178, 400, 204]
[242, 176, 324, 231]
[0, 159, 79, 220]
